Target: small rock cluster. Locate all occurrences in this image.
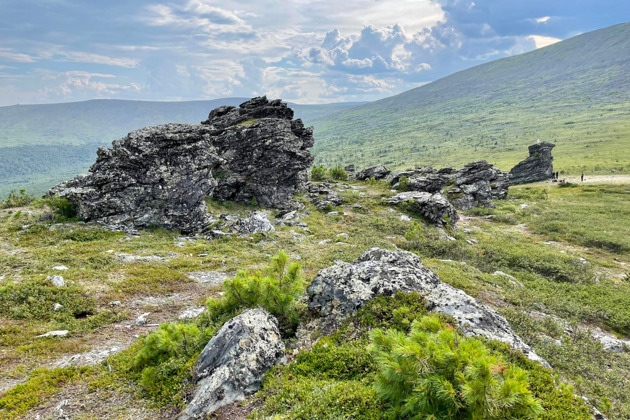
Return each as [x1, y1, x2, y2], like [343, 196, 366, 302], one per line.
[386, 191, 459, 227]
[49, 97, 314, 233]
[509, 142, 555, 185]
[305, 182, 344, 210]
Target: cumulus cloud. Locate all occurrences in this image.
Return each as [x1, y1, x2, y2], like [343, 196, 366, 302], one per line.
[528, 35, 561, 48]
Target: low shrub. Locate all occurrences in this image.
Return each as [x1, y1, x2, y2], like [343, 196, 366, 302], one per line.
[0, 279, 95, 321]
[310, 165, 328, 181]
[206, 251, 304, 336]
[0, 189, 34, 209]
[330, 165, 348, 181]
[368, 314, 544, 419]
[396, 176, 411, 191]
[44, 196, 77, 221]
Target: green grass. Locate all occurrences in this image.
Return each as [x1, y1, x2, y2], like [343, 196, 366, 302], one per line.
[1, 179, 629, 418]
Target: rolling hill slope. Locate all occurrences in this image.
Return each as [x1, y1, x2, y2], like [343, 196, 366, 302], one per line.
[311, 22, 630, 174]
[0, 99, 360, 198]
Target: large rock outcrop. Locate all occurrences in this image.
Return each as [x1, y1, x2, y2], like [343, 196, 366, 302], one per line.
[389, 161, 510, 210]
[509, 142, 555, 185]
[48, 97, 314, 232]
[179, 308, 286, 420]
[307, 248, 548, 367]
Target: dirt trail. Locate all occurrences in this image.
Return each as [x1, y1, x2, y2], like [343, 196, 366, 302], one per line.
[559, 174, 630, 184]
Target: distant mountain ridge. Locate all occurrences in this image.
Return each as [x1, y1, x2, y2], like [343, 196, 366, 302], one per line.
[310, 21, 630, 174]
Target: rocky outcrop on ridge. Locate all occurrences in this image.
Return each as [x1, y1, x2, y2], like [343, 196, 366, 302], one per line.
[179, 308, 286, 420]
[306, 248, 548, 367]
[388, 161, 510, 210]
[446, 161, 511, 210]
[509, 142, 555, 185]
[387, 191, 459, 227]
[49, 97, 314, 233]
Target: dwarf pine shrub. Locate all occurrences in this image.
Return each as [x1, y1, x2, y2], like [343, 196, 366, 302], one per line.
[206, 250, 304, 336]
[368, 314, 544, 419]
[310, 164, 328, 181]
[330, 165, 349, 181]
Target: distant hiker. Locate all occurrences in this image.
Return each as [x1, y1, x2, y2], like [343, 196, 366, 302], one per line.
[581, 172, 584, 182]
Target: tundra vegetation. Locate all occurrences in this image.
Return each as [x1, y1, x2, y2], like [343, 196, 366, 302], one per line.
[0, 178, 629, 419]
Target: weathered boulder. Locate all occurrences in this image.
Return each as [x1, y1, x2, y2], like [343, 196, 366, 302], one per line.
[510, 142, 555, 185]
[217, 211, 275, 235]
[307, 248, 441, 320]
[446, 160, 511, 210]
[406, 174, 446, 193]
[179, 308, 286, 420]
[306, 248, 548, 366]
[355, 165, 390, 181]
[387, 167, 435, 185]
[49, 97, 314, 232]
[344, 164, 356, 179]
[387, 191, 459, 227]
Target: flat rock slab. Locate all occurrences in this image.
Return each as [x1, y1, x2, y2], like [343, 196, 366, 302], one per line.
[186, 271, 233, 286]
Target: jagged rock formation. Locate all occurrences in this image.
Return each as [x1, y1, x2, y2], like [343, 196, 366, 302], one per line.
[49, 97, 314, 232]
[509, 142, 555, 185]
[306, 248, 548, 367]
[447, 161, 511, 210]
[355, 165, 390, 181]
[387, 192, 459, 227]
[388, 161, 510, 210]
[179, 308, 286, 420]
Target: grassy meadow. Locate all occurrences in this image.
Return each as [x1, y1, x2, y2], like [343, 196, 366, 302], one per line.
[0, 179, 629, 419]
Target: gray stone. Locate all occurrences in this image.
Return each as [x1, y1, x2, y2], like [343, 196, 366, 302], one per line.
[424, 283, 548, 367]
[134, 312, 150, 325]
[307, 248, 440, 321]
[49, 97, 314, 233]
[178, 307, 206, 320]
[36, 330, 69, 338]
[52, 265, 69, 271]
[233, 211, 275, 234]
[355, 165, 390, 181]
[179, 308, 285, 419]
[53, 303, 63, 311]
[46, 275, 65, 288]
[306, 248, 548, 366]
[387, 191, 459, 227]
[510, 142, 555, 185]
[187, 271, 232, 286]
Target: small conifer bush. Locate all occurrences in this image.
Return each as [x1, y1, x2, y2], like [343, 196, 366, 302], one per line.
[206, 250, 304, 335]
[368, 314, 544, 419]
[310, 164, 328, 181]
[330, 165, 349, 181]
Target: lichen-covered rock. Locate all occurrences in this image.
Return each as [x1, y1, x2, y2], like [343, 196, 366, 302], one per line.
[49, 97, 313, 233]
[179, 308, 285, 420]
[306, 248, 548, 366]
[406, 174, 446, 193]
[446, 160, 511, 210]
[424, 283, 549, 366]
[219, 211, 275, 235]
[510, 142, 555, 185]
[387, 191, 459, 227]
[355, 165, 390, 181]
[306, 248, 440, 321]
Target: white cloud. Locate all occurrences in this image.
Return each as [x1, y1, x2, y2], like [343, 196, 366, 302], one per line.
[528, 35, 561, 48]
[0, 48, 37, 63]
[61, 52, 139, 68]
[536, 16, 551, 23]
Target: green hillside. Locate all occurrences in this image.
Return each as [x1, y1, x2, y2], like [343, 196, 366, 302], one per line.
[311, 22, 630, 174]
[0, 99, 360, 198]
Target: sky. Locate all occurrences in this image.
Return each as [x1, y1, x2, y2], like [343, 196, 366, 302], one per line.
[0, 0, 628, 106]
